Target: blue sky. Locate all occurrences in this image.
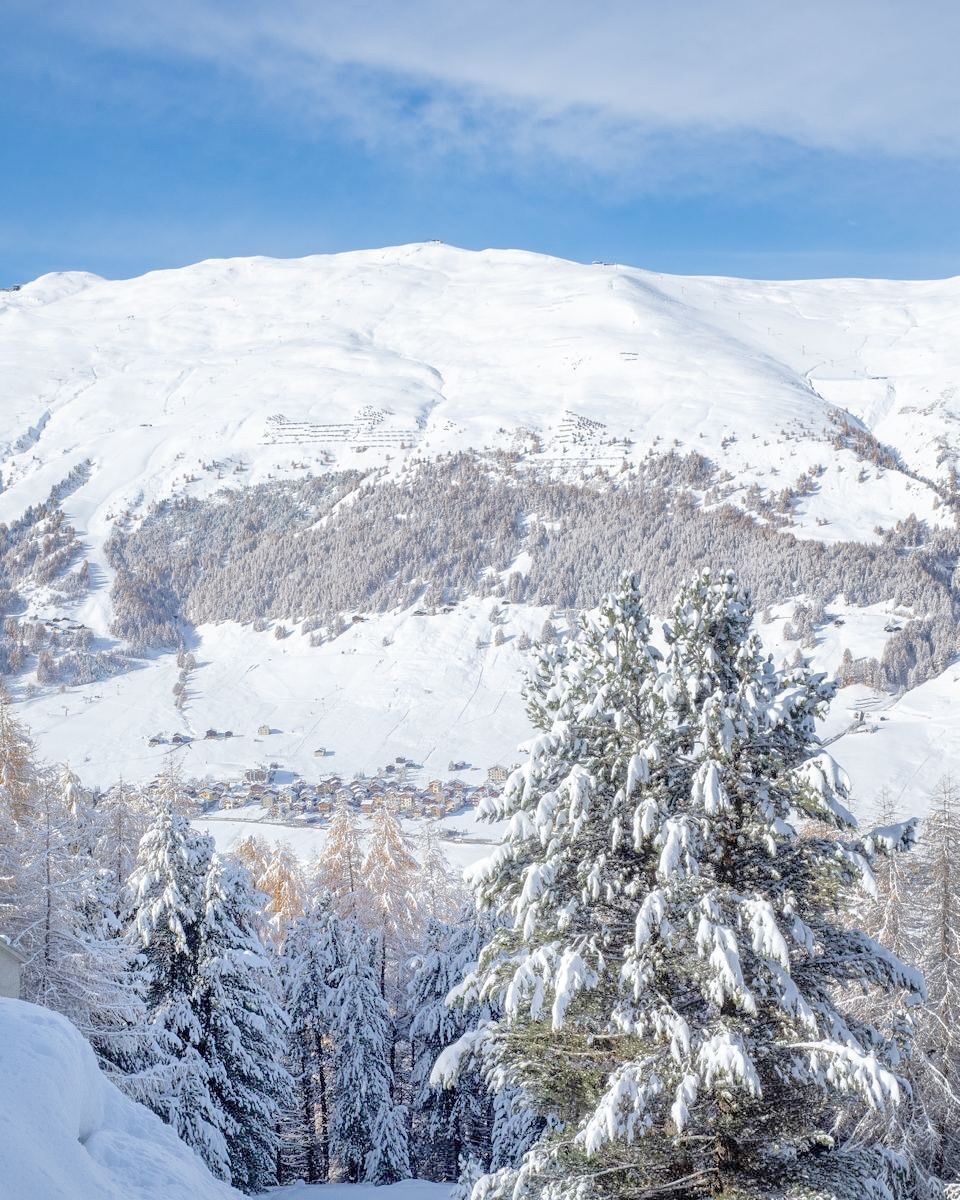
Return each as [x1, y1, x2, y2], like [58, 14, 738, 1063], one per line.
[3, 1, 959, 283]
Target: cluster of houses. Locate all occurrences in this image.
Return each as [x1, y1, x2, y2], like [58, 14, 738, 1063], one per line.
[177, 758, 516, 822]
[141, 724, 518, 823]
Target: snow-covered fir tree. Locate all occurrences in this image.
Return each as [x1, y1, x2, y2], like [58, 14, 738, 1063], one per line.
[93, 777, 152, 903]
[857, 789, 917, 968]
[1, 745, 159, 1103]
[450, 571, 922, 1200]
[418, 819, 465, 923]
[195, 853, 292, 1193]
[0, 689, 38, 925]
[70, 862, 164, 1103]
[0, 685, 36, 823]
[126, 796, 229, 1179]
[847, 780, 960, 1193]
[330, 920, 409, 1183]
[280, 891, 341, 1184]
[409, 913, 494, 1180]
[825, 803, 929, 1200]
[488, 1084, 544, 1174]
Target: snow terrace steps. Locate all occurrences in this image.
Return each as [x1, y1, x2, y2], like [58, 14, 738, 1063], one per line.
[263, 411, 420, 450]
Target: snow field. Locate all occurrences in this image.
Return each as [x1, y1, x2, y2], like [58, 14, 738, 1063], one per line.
[15, 595, 549, 789]
[2, 242, 957, 576]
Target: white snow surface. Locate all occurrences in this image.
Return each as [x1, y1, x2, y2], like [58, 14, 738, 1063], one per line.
[4, 243, 960, 835]
[17, 596, 547, 792]
[0, 997, 240, 1200]
[264, 1184, 451, 1199]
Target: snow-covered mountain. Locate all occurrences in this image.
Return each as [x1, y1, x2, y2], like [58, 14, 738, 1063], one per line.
[4, 242, 958, 542]
[3, 242, 960, 831]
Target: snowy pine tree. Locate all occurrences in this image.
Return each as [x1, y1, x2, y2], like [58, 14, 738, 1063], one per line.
[0, 689, 38, 926]
[330, 921, 409, 1183]
[409, 914, 494, 1180]
[0, 685, 36, 823]
[489, 1085, 544, 1173]
[362, 798, 421, 994]
[126, 798, 229, 1179]
[195, 853, 292, 1193]
[70, 863, 164, 1104]
[280, 892, 341, 1184]
[93, 777, 152, 903]
[838, 789, 928, 1185]
[907, 778, 960, 1184]
[418, 819, 465, 923]
[0, 710, 160, 1103]
[451, 571, 922, 1200]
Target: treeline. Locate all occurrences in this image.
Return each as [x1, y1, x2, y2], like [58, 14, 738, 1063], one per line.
[106, 451, 960, 690]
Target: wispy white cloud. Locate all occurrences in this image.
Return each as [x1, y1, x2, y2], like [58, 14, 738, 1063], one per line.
[23, 1, 960, 180]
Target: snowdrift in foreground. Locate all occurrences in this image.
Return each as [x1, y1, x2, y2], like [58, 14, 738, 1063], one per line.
[0, 998, 239, 1200]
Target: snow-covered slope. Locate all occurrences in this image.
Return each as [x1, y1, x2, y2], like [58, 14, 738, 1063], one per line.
[0, 997, 239, 1200]
[2, 243, 956, 554]
[3, 243, 960, 832]
[16, 596, 549, 791]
